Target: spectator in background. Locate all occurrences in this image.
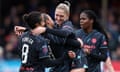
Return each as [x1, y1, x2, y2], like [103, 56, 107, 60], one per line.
[107, 11, 119, 51]
[71, 12, 80, 30]
[4, 31, 18, 59]
[3, 16, 13, 36]
[28, 0, 39, 12]
[37, 6, 48, 13]
[112, 44, 120, 60]
[0, 28, 5, 46]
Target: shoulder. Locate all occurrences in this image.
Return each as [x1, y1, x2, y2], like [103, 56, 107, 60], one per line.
[75, 29, 82, 33]
[75, 29, 83, 35]
[63, 20, 73, 27]
[94, 30, 106, 39]
[75, 29, 82, 37]
[62, 20, 74, 31]
[19, 31, 29, 39]
[35, 35, 47, 43]
[62, 21, 73, 28]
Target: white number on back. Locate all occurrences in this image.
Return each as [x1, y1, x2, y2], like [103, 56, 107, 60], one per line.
[22, 44, 29, 63]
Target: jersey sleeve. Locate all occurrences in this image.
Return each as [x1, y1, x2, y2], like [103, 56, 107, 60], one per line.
[46, 21, 75, 38]
[75, 30, 80, 37]
[99, 35, 108, 49]
[62, 21, 74, 32]
[46, 28, 74, 38]
[99, 34, 109, 60]
[46, 33, 81, 50]
[62, 21, 75, 38]
[45, 33, 66, 45]
[65, 38, 81, 48]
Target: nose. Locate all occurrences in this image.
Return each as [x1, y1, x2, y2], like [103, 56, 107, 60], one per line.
[80, 19, 83, 22]
[57, 16, 61, 21]
[56, 15, 60, 20]
[80, 19, 84, 23]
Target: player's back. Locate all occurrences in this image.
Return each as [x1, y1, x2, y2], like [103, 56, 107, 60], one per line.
[18, 31, 49, 72]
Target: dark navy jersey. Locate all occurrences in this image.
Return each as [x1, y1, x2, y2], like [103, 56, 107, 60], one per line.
[49, 21, 87, 72]
[71, 49, 88, 69]
[18, 31, 50, 72]
[54, 20, 74, 32]
[57, 20, 74, 58]
[75, 29, 108, 72]
[48, 20, 74, 58]
[48, 20, 75, 72]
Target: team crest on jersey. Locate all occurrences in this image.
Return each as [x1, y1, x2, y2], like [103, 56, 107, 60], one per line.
[91, 38, 97, 44]
[42, 45, 48, 54]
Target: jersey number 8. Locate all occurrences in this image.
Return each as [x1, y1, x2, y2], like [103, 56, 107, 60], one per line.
[22, 44, 29, 63]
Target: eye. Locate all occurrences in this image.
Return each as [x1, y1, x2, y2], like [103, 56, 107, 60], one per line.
[80, 18, 86, 20]
[56, 14, 59, 16]
[60, 15, 64, 17]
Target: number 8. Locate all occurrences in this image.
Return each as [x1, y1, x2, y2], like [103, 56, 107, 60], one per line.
[22, 44, 29, 63]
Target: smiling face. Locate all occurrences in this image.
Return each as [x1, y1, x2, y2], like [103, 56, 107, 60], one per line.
[55, 8, 68, 25]
[80, 12, 93, 30]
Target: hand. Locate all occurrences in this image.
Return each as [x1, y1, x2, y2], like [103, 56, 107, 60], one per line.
[32, 26, 46, 35]
[105, 57, 115, 72]
[83, 48, 91, 54]
[14, 26, 26, 36]
[77, 38, 83, 48]
[70, 68, 85, 72]
[68, 50, 76, 59]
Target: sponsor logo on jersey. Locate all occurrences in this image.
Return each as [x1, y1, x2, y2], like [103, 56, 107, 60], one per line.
[42, 45, 48, 54]
[91, 38, 97, 44]
[84, 45, 96, 49]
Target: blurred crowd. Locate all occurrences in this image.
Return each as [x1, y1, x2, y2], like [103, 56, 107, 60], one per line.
[0, 0, 120, 61]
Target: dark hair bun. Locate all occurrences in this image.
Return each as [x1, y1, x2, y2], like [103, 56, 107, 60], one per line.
[64, 1, 70, 7]
[23, 14, 29, 23]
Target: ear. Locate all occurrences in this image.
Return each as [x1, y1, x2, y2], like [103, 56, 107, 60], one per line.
[90, 19, 93, 24]
[41, 22, 45, 26]
[35, 23, 44, 27]
[35, 23, 41, 27]
[66, 13, 70, 20]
